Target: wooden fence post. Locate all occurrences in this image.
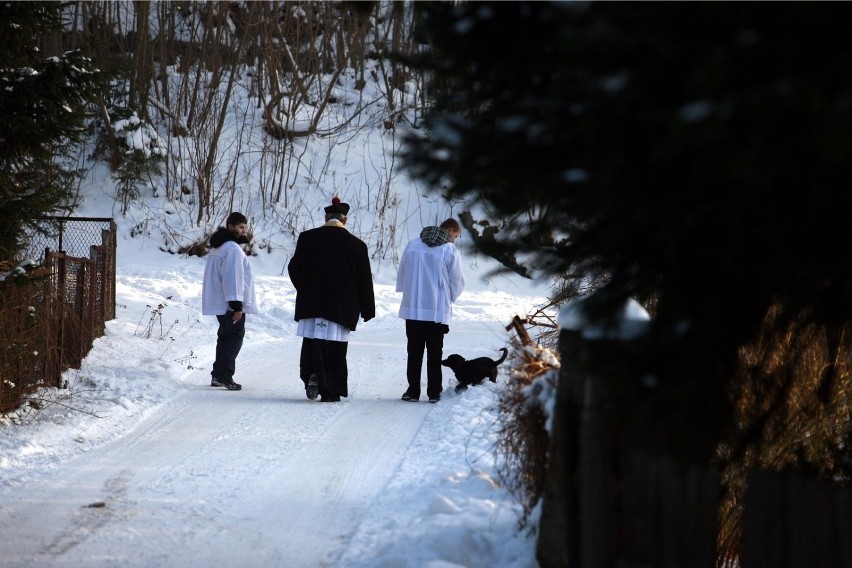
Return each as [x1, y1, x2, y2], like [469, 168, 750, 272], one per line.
[506, 315, 533, 346]
[106, 222, 117, 320]
[538, 328, 721, 567]
[537, 328, 583, 567]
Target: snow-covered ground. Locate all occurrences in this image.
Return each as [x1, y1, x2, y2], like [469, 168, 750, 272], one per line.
[0, 22, 556, 562]
[0, 236, 548, 567]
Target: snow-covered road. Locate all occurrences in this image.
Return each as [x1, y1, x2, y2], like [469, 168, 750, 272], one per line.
[0, 256, 542, 568]
[0, 329, 440, 567]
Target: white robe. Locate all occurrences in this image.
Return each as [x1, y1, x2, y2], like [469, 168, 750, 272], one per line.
[296, 317, 350, 342]
[201, 241, 257, 315]
[396, 237, 464, 325]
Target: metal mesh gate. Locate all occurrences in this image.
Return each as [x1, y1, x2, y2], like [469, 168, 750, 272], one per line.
[0, 217, 116, 411]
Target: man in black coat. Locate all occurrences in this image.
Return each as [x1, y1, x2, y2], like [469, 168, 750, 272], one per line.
[288, 197, 376, 402]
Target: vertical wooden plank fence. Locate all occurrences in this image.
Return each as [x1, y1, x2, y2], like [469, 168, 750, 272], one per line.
[537, 325, 852, 567]
[537, 328, 720, 568]
[742, 471, 852, 568]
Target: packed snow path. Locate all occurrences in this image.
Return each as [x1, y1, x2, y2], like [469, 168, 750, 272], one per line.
[0, 269, 542, 568]
[0, 330, 439, 567]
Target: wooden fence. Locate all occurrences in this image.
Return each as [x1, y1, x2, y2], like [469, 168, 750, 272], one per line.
[741, 471, 852, 568]
[0, 218, 116, 412]
[537, 327, 852, 567]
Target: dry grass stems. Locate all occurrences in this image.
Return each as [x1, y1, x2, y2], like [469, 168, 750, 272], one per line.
[495, 339, 561, 528]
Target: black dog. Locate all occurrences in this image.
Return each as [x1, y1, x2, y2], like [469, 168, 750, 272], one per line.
[442, 348, 509, 393]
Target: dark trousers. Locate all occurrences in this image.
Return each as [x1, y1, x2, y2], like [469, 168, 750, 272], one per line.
[212, 312, 245, 381]
[300, 338, 349, 398]
[405, 319, 448, 399]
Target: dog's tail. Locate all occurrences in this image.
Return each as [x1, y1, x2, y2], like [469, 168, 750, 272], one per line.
[496, 347, 508, 365]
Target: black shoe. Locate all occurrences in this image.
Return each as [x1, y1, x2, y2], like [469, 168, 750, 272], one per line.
[305, 375, 319, 400]
[428, 395, 440, 403]
[320, 395, 340, 402]
[401, 391, 419, 402]
[454, 384, 468, 394]
[211, 378, 225, 387]
[222, 380, 242, 391]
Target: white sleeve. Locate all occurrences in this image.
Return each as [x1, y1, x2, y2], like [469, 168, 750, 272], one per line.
[221, 243, 246, 303]
[396, 242, 411, 293]
[446, 246, 465, 303]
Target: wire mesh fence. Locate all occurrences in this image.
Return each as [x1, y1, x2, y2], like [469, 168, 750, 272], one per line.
[0, 217, 116, 412]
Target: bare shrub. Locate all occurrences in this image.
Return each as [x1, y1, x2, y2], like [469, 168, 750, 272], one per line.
[495, 341, 560, 527]
[9, 373, 105, 425]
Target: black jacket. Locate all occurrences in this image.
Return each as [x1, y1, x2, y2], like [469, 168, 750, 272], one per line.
[288, 223, 375, 331]
[209, 227, 248, 249]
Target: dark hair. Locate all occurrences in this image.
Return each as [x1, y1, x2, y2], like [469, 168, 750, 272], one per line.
[440, 218, 461, 232]
[226, 212, 248, 227]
